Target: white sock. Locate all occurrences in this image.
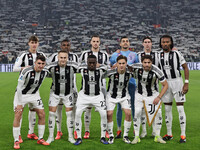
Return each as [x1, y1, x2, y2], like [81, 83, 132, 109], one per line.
[56, 104, 63, 132]
[66, 111, 74, 138]
[75, 109, 84, 138]
[19, 117, 22, 135]
[28, 111, 36, 134]
[165, 105, 173, 136]
[107, 121, 114, 137]
[84, 108, 92, 132]
[123, 120, 131, 137]
[141, 109, 146, 133]
[177, 105, 186, 136]
[133, 108, 142, 137]
[154, 108, 162, 136]
[48, 111, 56, 138]
[13, 127, 20, 142]
[38, 125, 45, 140]
[99, 109, 107, 138]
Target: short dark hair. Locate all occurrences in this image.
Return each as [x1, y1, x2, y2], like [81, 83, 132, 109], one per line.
[36, 55, 46, 62]
[87, 54, 97, 60]
[141, 55, 152, 62]
[28, 35, 39, 43]
[58, 50, 68, 54]
[159, 35, 174, 49]
[120, 36, 129, 43]
[117, 55, 127, 62]
[61, 38, 70, 44]
[143, 36, 152, 42]
[90, 34, 100, 41]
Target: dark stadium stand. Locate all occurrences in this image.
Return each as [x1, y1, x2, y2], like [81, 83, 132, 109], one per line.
[0, 0, 199, 63]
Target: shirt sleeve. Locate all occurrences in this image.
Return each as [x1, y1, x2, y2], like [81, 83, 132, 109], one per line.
[13, 53, 25, 72]
[109, 52, 118, 66]
[16, 71, 28, 105]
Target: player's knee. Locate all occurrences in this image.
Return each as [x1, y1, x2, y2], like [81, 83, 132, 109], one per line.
[165, 105, 172, 112]
[134, 108, 141, 117]
[125, 111, 131, 121]
[15, 111, 22, 121]
[38, 110, 45, 120]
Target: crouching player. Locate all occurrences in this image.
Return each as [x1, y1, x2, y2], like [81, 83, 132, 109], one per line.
[45, 50, 78, 144]
[74, 55, 108, 145]
[13, 55, 49, 149]
[106, 55, 133, 144]
[131, 55, 168, 144]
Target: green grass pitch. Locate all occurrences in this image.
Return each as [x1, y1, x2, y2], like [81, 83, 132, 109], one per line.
[0, 71, 199, 150]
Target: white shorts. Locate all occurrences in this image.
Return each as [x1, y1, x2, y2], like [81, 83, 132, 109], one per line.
[106, 94, 131, 111]
[49, 93, 74, 108]
[13, 91, 44, 111]
[76, 91, 106, 112]
[162, 78, 186, 103]
[135, 92, 160, 111]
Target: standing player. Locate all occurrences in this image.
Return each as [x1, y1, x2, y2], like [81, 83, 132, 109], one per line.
[13, 55, 49, 149]
[131, 55, 168, 144]
[137, 36, 160, 138]
[106, 55, 133, 144]
[13, 36, 46, 142]
[110, 36, 139, 138]
[74, 55, 108, 145]
[158, 35, 189, 143]
[47, 39, 78, 140]
[46, 51, 78, 144]
[79, 35, 110, 139]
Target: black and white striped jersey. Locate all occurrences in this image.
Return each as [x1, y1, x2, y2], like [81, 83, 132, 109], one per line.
[13, 51, 46, 72]
[137, 51, 159, 66]
[158, 50, 186, 80]
[46, 61, 78, 96]
[79, 50, 110, 66]
[16, 66, 48, 104]
[47, 52, 79, 64]
[132, 63, 166, 96]
[105, 68, 133, 99]
[79, 64, 107, 96]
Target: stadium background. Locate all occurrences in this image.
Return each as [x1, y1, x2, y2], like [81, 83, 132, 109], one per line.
[0, 0, 199, 149]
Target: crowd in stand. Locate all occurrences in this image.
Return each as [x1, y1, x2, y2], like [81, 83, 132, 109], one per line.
[0, 0, 200, 64]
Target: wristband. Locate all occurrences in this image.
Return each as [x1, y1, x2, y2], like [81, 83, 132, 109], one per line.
[185, 79, 189, 83]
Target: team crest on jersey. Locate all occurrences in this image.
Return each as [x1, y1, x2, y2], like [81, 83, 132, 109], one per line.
[96, 71, 99, 76]
[99, 55, 102, 59]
